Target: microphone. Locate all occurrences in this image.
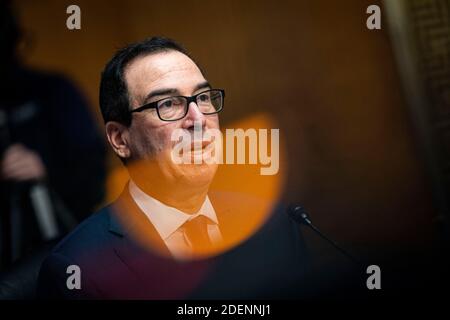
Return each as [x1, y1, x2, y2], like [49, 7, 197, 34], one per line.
[288, 204, 363, 267]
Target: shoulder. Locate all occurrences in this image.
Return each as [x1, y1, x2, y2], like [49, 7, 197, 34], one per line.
[37, 204, 117, 299]
[209, 190, 292, 228]
[18, 68, 77, 94]
[209, 190, 305, 252]
[50, 204, 114, 261]
[208, 190, 274, 218]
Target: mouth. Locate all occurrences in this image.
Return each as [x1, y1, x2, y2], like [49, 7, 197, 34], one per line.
[186, 140, 214, 158]
[191, 140, 212, 151]
[170, 132, 218, 163]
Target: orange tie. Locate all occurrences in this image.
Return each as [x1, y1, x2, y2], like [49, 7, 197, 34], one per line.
[183, 215, 212, 252]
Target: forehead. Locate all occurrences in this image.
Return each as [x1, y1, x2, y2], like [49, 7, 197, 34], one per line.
[124, 51, 206, 100]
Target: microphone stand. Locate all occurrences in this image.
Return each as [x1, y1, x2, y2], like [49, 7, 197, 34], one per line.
[288, 204, 364, 268]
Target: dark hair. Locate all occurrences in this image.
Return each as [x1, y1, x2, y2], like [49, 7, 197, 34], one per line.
[99, 37, 190, 126]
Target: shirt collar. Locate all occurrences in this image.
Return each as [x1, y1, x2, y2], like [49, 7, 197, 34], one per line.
[128, 180, 218, 241]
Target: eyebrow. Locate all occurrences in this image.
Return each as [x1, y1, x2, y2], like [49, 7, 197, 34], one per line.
[142, 81, 211, 104]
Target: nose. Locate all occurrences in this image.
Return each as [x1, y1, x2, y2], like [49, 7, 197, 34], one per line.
[182, 101, 206, 130]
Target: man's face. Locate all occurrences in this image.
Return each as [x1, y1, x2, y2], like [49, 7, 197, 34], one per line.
[123, 50, 220, 187]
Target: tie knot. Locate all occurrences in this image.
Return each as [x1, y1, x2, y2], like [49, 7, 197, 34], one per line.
[183, 215, 212, 252]
[184, 214, 212, 228]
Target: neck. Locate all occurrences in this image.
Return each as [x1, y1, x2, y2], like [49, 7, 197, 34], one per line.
[128, 157, 216, 214]
[161, 186, 209, 214]
[131, 176, 211, 214]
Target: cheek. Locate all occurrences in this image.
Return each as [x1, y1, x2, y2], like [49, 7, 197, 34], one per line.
[130, 118, 174, 152]
[206, 115, 220, 129]
[153, 127, 175, 151]
[144, 124, 179, 155]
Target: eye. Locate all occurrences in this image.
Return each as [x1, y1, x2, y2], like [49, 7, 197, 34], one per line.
[198, 93, 210, 102]
[159, 99, 173, 108]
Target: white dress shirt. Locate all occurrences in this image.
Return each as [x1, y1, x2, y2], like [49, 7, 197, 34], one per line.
[128, 180, 222, 259]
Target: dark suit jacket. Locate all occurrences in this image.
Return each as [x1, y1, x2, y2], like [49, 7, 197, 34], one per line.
[37, 186, 309, 299]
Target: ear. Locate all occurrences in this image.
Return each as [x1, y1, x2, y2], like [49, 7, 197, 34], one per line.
[105, 121, 131, 159]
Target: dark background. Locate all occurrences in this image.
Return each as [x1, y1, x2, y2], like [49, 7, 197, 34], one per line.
[11, 0, 447, 295]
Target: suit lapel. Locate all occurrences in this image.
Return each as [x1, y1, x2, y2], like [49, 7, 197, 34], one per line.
[108, 185, 171, 254]
[105, 185, 217, 299]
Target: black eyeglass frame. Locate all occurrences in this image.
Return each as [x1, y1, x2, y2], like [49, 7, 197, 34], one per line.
[129, 89, 225, 122]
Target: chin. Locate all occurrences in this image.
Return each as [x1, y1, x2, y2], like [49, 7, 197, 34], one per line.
[173, 162, 218, 187]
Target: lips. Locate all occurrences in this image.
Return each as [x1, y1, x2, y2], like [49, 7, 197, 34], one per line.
[190, 140, 212, 151]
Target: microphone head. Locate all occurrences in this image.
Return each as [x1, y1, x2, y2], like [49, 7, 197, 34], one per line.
[287, 204, 312, 225]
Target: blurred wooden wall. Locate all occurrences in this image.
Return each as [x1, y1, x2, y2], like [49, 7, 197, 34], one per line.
[14, 0, 437, 256]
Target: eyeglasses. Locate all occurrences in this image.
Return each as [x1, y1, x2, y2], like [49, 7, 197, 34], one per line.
[130, 89, 225, 122]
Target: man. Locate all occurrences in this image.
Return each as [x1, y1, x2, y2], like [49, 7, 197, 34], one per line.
[37, 37, 308, 299]
[0, 1, 105, 273]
